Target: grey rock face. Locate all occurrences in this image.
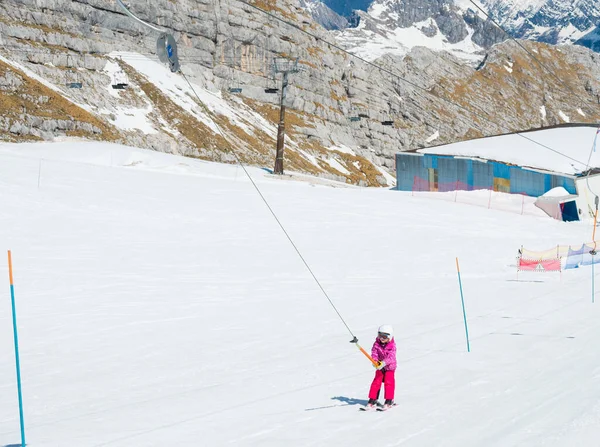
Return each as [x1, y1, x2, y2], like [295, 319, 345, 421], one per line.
[1, 0, 600, 187]
[298, 0, 348, 30]
[481, 0, 600, 47]
[434, 9, 468, 44]
[463, 9, 506, 49]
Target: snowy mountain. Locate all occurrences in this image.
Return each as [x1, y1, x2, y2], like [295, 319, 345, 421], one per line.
[480, 0, 600, 49]
[2, 0, 600, 187]
[323, 0, 600, 61]
[297, 0, 349, 29]
[333, 0, 507, 61]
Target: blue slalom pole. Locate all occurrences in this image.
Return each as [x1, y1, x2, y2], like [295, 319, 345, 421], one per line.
[8, 250, 26, 447]
[455, 257, 470, 352]
[593, 253, 595, 304]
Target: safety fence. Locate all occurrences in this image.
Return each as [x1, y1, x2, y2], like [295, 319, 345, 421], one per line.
[519, 242, 600, 272]
[411, 177, 543, 217]
[520, 246, 571, 260]
[517, 257, 561, 272]
[564, 243, 600, 269]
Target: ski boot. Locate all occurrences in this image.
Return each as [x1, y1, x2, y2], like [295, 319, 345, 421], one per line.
[381, 399, 396, 410]
[361, 398, 382, 411]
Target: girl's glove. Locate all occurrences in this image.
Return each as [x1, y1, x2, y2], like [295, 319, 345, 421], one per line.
[374, 361, 386, 370]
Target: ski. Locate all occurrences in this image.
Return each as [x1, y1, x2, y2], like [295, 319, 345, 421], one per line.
[360, 402, 383, 411]
[376, 403, 397, 412]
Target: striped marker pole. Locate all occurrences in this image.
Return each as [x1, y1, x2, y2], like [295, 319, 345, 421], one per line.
[8, 251, 26, 447]
[455, 257, 471, 352]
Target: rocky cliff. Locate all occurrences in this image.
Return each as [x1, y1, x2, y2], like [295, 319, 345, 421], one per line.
[1, 0, 600, 187]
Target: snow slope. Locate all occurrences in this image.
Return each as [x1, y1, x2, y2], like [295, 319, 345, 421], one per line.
[1, 137, 600, 446]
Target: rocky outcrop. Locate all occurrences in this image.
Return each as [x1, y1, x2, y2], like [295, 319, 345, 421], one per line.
[297, 0, 348, 30]
[0, 58, 117, 141]
[479, 0, 600, 47]
[0, 0, 600, 187]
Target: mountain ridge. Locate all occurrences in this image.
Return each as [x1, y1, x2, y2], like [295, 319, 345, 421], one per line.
[1, 0, 600, 188]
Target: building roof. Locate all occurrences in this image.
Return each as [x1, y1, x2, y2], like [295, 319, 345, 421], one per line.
[417, 125, 600, 176]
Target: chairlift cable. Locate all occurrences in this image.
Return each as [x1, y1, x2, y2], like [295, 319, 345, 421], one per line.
[115, 0, 167, 33]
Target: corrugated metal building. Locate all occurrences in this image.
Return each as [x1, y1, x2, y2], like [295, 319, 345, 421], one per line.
[396, 152, 581, 221]
[396, 153, 577, 196]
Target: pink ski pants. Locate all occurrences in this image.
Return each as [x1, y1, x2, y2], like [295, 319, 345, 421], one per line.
[368, 369, 395, 400]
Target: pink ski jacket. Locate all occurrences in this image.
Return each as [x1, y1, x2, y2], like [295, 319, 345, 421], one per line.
[371, 338, 397, 371]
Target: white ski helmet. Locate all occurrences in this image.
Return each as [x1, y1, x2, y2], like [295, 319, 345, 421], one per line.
[378, 324, 393, 339]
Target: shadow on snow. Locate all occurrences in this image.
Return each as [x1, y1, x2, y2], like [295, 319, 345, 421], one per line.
[304, 396, 368, 411]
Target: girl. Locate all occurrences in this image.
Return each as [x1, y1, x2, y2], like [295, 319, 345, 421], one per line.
[366, 324, 396, 410]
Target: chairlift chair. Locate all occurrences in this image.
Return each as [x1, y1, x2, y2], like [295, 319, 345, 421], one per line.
[348, 106, 362, 122]
[355, 104, 369, 119]
[111, 69, 129, 90]
[228, 67, 243, 94]
[66, 70, 82, 89]
[65, 55, 82, 89]
[264, 76, 278, 93]
[264, 64, 278, 94]
[381, 102, 397, 125]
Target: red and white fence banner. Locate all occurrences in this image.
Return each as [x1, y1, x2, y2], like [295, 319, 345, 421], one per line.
[517, 257, 561, 272]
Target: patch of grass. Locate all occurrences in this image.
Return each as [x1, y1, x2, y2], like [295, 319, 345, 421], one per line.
[433, 41, 600, 128]
[120, 61, 231, 155]
[213, 114, 276, 163]
[299, 60, 318, 69]
[250, 0, 296, 21]
[331, 150, 384, 186]
[139, 80, 227, 152]
[242, 98, 318, 135]
[293, 135, 386, 186]
[0, 59, 118, 141]
[307, 46, 324, 58]
[330, 90, 346, 102]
